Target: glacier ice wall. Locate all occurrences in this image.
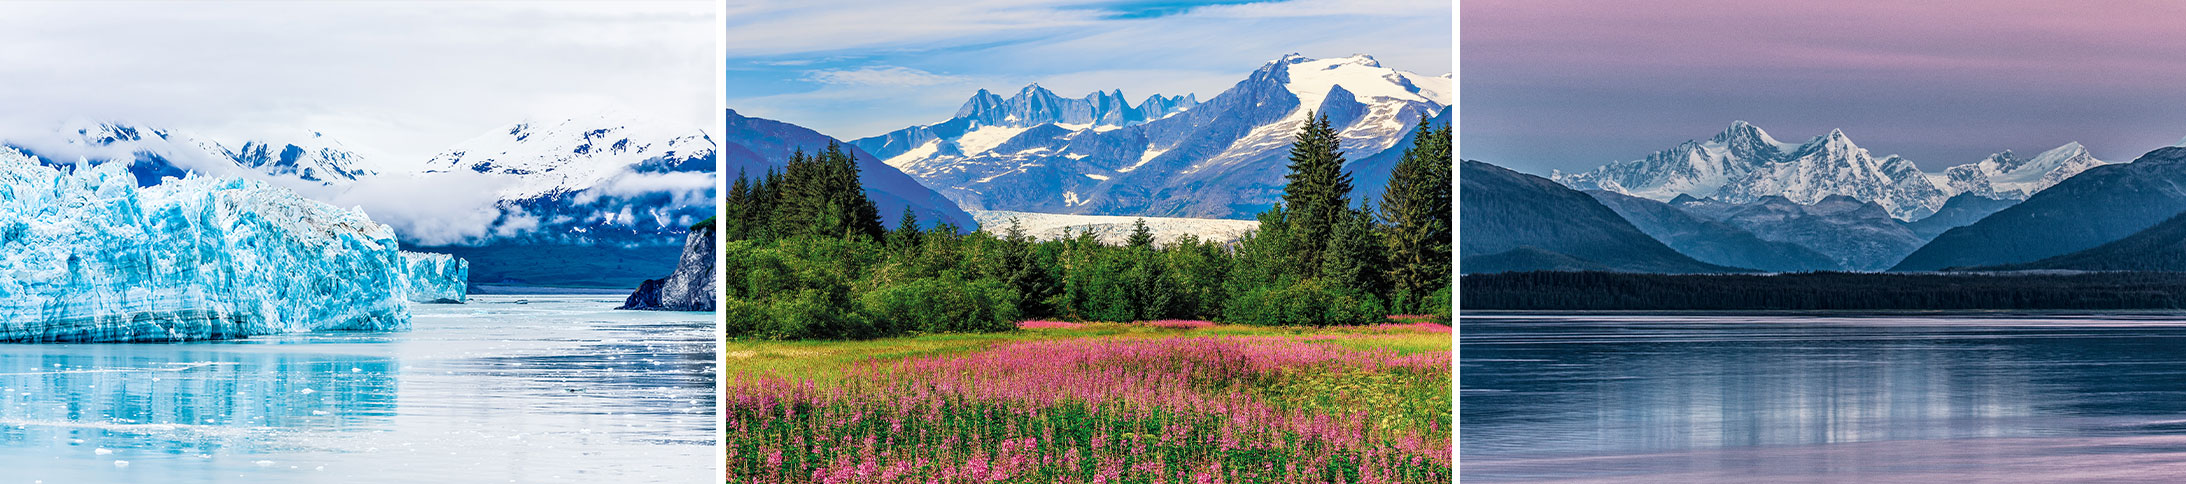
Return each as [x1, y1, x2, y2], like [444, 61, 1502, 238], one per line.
[400, 251, 467, 303]
[0, 147, 418, 342]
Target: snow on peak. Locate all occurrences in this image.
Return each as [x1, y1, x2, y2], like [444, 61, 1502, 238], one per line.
[1558, 122, 2113, 220]
[1281, 54, 1447, 110]
[421, 113, 713, 198]
[2174, 135, 2186, 147]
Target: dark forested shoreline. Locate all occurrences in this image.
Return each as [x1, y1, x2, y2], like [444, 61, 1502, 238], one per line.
[1461, 270, 2186, 311]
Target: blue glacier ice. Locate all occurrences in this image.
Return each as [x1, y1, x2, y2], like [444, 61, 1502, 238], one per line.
[0, 147, 449, 342]
[401, 251, 467, 303]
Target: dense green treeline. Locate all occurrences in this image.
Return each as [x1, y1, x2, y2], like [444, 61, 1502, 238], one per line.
[723, 116, 1453, 339]
[1462, 270, 2186, 310]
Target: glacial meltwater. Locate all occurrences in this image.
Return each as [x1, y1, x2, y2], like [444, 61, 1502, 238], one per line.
[0, 295, 713, 483]
[1463, 313, 2186, 482]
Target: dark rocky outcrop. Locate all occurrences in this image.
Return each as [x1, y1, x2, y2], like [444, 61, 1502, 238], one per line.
[617, 218, 715, 311]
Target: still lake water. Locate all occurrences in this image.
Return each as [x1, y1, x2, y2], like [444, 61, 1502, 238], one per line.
[0, 295, 714, 483]
[1463, 313, 2186, 482]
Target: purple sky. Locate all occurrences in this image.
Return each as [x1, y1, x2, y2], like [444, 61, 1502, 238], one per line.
[1462, 0, 2186, 176]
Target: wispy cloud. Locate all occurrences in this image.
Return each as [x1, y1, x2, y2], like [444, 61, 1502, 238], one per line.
[0, 1, 714, 163]
[725, 0, 1452, 139]
[803, 66, 970, 87]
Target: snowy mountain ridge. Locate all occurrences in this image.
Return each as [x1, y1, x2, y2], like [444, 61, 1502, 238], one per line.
[1, 120, 376, 187]
[1553, 122, 2111, 220]
[857, 53, 1450, 219]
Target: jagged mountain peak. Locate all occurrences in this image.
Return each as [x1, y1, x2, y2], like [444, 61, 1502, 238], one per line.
[852, 52, 1447, 219]
[1557, 121, 2113, 220]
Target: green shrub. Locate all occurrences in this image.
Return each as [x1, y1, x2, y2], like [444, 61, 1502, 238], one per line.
[1224, 278, 1386, 326]
[858, 276, 1018, 334]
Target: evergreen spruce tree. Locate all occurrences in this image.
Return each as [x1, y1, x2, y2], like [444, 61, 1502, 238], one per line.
[890, 207, 923, 250]
[822, 142, 887, 241]
[1125, 218, 1155, 249]
[724, 170, 750, 241]
[1322, 203, 1387, 297]
[1379, 119, 1453, 313]
[1279, 112, 1352, 275]
[771, 149, 816, 239]
[997, 218, 1059, 317]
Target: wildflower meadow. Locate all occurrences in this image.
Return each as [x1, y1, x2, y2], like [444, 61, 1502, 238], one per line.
[725, 321, 1452, 483]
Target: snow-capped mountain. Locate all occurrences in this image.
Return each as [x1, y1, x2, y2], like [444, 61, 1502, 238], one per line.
[725, 108, 973, 231]
[856, 53, 1450, 219]
[412, 114, 716, 244]
[856, 86, 1196, 163]
[229, 131, 376, 183]
[1941, 142, 2106, 200]
[1, 121, 373, 187]
[1553, 122, 2111, 220]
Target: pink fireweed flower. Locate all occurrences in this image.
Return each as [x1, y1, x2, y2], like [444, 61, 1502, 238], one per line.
[1362, 322, 1452, 333]
[1142, 319, 1215, 329]
[1017, 320, 1084, 329]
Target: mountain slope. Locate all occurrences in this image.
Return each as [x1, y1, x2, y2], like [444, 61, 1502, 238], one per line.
[1460, 160, 1738, 274]
[1349, 106, 1451, 205]
[723, 108, 974, 230]
[1555, 121, 2109, 220]
[1894, 146, 2186, 271]
[1977, 209, 2186, 271]
[863, 53, 1449, 219]
[1587, 190, 1838, 272]
[1905, 193, 2019, 240]
[1674, 195, 1925, 271]
[413, 114, 715, 244]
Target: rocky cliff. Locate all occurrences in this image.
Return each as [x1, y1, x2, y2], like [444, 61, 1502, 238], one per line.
[617, 218, 715, 311]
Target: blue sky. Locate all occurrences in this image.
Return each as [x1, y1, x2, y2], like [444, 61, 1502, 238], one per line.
[726, 0, 1453, 140]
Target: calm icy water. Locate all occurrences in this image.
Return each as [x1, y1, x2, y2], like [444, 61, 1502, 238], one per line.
[0, 295, 714, 483]
[1463, 313, 2186, 482]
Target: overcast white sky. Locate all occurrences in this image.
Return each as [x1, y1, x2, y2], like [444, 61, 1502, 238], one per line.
[0, 1, 715, 165]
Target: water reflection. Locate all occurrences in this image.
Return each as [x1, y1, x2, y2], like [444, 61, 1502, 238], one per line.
[1462, 314, 2186, 481]
[0, 295, 713, 483]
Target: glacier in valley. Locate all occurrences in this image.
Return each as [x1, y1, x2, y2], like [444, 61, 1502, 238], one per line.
[0, 147, 458, 342]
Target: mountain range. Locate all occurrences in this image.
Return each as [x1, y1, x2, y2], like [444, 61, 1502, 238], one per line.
[1, 116, 716, 287]
[857, 53, 1450, 219]
[1554, 122, 2109, 220]
[1894, 146, 2186, 271]
[1468, 135, 2186, 276]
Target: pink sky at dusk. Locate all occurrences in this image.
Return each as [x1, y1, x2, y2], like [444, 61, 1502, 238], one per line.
[1462, 0, 2186, 175]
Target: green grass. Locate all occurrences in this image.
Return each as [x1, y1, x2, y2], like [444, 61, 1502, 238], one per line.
[723, 322, 1450, 383]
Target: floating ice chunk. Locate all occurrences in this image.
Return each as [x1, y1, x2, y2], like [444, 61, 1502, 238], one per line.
[0, 147, 459, 342]
[400, 251, 467, 303]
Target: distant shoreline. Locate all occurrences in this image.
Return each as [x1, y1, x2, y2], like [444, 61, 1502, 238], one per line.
[468, 284, 630, 296]
[1461, 271, 2186, 311]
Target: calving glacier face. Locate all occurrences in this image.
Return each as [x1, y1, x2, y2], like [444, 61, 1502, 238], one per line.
[416, 115, 716, 244]
[401, 251, 468, 304]
[1555, 122, 2113, 220]
[858, 53, 1449, 219]
[0, 147, 427, 342]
